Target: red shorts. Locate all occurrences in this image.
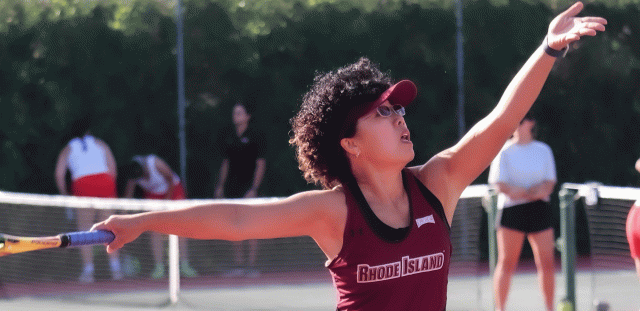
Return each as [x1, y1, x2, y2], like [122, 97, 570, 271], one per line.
[143, 183, 186, 200]
[626, 204, 640, 259]
[71, 173, 116, 198]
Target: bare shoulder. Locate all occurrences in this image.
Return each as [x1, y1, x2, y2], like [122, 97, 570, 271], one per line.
[282, 187, 347, 259]
[409, 150, 454, 191]
[94, 138, 110, 149]
[96, 138, 109, 146]
[56, 145, 71, 166]
[58, 145, 71, 157]
[408, 152, 460, 223]
[283, 187, 347, 217]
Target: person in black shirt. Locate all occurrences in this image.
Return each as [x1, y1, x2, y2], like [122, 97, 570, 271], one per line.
[214, 102, 266, 277]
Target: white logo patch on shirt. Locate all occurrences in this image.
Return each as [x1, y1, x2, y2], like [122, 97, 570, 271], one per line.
[416, 214, 435, 228]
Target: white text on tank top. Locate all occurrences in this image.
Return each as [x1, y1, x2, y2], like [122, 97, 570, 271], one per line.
[136, 155, 180, 195]
[67, 135, 110, 181]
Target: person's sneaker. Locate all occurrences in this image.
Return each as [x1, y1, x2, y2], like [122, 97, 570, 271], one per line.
[245, 269, 261, 278]
[79, 266, 94, 283]
[221, 268, 245, 278]
[151, 263, 166, 279]
[180, 261, 199, 278]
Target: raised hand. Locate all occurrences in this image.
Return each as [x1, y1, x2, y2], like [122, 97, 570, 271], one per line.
[547, 1, 607, 50]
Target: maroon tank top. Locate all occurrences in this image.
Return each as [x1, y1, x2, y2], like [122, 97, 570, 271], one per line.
[327, 169, 451, 311]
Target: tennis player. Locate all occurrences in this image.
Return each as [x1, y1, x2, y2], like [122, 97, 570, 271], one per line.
[123, 155, 198, 279]
[94, 3, 605, 309]
[55, 115, 122, 283]
[626, 158, 640, 283]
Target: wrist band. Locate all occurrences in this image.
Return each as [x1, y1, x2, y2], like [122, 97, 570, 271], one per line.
[543, 36, 567, 58]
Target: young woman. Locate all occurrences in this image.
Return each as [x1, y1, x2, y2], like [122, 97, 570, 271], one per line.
[488, 113, 557, 311]
[93, 3, 605, 309]
[54, 115, 122, 283]
[123, 155, 198, 279]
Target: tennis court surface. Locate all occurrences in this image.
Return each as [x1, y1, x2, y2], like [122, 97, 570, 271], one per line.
[0, 263, 638, 311]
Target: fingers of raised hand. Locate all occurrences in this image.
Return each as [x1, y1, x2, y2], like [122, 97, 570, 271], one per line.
[579, 16, 607, 26]
[575, 19, 607, 32]
[568, 19, 606, 39]
[550, 17, 606, 49]
[560, 1, 584, 18]
[576, 28, 596, 37]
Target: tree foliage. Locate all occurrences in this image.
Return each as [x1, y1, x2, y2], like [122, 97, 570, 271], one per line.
[0, 0, 638, 197]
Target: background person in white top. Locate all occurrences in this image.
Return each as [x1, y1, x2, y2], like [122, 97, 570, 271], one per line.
[488, 112, 557, 311]
[123, 154, 198, 279]
[54, 115, 122, 283]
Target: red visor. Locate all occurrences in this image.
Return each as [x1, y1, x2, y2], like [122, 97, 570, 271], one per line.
[355, 80, 417, 120]
[339, 80, 417, 138]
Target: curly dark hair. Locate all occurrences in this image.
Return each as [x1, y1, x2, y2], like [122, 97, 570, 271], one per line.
[289, 57, 395, 189]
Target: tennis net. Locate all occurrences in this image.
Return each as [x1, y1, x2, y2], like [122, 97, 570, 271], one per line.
[561, 182, 640, 309]
[0, 186, 490, 308]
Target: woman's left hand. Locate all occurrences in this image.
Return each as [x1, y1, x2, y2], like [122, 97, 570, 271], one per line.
[547, 1, 607, 51]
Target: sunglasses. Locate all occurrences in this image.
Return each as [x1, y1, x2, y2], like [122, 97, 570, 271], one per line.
[377, 105, 406, 117]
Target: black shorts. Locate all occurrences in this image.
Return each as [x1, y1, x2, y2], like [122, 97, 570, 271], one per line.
[496, 200, 553, 233]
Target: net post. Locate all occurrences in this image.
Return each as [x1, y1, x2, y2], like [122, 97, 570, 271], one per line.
[482, 187, 498, 310]
[167, 200, 180, 304]
[559, 185, 578, 310]
[168, 234, 180, 304]
[482, 188, 498, 275]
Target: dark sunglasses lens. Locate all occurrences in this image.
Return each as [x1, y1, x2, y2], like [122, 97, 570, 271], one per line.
[377, 106, 392, 117]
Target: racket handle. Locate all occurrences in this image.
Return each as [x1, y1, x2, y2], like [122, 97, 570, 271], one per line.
[61, 230, 115, 248]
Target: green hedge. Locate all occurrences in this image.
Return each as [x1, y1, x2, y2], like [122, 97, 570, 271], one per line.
[0, 0, 638, 198]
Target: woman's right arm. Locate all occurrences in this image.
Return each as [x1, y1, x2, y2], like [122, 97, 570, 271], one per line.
[92, 189, 346, 255]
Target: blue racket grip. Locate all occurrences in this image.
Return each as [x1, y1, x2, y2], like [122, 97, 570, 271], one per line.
[61, 230, 115, 248]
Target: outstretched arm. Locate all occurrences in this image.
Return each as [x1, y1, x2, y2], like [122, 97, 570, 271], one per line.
[91, 189, 345, 255]
[415, 2, 606, 223]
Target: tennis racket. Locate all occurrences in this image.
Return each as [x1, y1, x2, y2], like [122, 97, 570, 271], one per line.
[0, 230, 115, 256]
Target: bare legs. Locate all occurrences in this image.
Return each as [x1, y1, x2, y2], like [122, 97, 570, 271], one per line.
[494, 227, 525, 311]
[76, 208, 121, 282]
[494, 227, 555, 311]
[227, 240, 259, 277]
[528, 229, 556, 311]
[150, 233, 198, 278]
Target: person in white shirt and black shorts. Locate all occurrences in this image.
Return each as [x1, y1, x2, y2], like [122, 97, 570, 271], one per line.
[488, 112, 557, 311]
